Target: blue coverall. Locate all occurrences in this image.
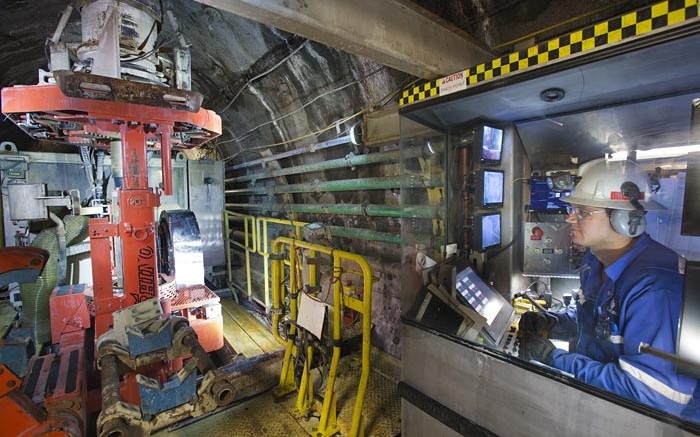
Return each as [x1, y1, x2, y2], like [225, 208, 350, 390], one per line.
[547, 233, 698, 416]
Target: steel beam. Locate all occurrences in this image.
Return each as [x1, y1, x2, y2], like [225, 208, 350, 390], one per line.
[194, 0, 493, 79]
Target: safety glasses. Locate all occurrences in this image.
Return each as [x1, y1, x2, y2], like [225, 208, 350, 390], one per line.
[565, 205, 606, 221]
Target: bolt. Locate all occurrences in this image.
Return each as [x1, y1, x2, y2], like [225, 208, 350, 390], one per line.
[6, 380, 16, 388]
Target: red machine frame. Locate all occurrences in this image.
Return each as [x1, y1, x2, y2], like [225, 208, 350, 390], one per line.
[2, 84, 221, 340]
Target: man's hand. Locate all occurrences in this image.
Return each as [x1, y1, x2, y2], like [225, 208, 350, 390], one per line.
[518, 311, 557, 363]
[518, 333, 555, 363]
[518, 311, 557, 337]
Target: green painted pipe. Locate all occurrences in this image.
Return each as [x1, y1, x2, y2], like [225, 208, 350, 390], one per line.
[226, 175, 442, 195]
[327, 226, 432, 246]
[226, 203, 442, 219]
[226, 144, 442, 184]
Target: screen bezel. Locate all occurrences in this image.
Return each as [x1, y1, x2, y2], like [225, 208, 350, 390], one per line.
[472, 212, 502, 252]
[475, 169, 505, 208]
[676, 260, 700, 377]
[528, 176, 571, 212]
[681, 153, 700, 235]
[475, 124, 504, 165]
[455, 265, 513, 345]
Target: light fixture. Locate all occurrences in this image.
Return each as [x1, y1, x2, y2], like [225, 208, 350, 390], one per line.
[540, 88, 565, 102]
[606, 145, 700, 161]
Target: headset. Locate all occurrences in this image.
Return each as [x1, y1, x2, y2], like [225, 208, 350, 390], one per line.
[610, 181, 646, 237]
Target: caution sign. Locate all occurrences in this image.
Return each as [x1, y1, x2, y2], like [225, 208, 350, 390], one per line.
[439, 71, 467, 96]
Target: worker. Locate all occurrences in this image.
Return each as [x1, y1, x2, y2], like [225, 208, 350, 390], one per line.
[518, 158, 698, 418]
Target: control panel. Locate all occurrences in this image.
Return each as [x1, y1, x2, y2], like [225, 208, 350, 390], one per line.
[523, 222, 585, 277]
[500, 322, 520, 356]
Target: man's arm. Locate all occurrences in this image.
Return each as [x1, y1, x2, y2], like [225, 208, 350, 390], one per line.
[549, 282, 697, 416]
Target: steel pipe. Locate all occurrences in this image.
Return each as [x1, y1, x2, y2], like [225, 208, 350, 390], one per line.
[226, 203, 441, 219]
[327, 226, 431, 246]
[226, 144, 440, 184]
[230, 135, 351, 170]
[226, 175, 442, 195]
[99, 353, 122, 411]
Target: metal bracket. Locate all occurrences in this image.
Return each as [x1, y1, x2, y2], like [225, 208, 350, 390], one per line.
[54, 70, 203, 112]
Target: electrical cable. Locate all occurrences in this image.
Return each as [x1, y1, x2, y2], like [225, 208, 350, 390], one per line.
[515, 291, 559, 323]
[487, 213, 522, 259]
[220, 75, 417, 163]
[525, 279, 550, 294]
[227, 66, 386, 146]
[219, 39, 310, 114]
[221, 109, 361, 162]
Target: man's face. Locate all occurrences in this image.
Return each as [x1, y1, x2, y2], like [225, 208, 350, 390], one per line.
[565, 204, 614, 250]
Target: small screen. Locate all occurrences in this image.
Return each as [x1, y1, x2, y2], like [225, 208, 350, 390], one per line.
[481, 213, 501, 249]
[529, 177, 571, 212]
[482, 170, 504, 206]
[480, 125, 503, 163]
[454, 265, 513, 344]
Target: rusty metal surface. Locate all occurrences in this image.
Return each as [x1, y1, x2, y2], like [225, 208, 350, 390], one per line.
[55, 70, 203, 112]
[157, 347, 401, 437]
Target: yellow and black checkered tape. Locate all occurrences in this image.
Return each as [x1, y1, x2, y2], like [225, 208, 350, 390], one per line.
[399, 0, 699, 107]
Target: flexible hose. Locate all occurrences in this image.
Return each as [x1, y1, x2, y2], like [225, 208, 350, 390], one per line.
[19, 215, 89, 344]
[49, 213, 67, 287]
[20, 230, 58, 344]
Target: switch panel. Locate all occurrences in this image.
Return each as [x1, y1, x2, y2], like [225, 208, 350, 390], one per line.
[523, 222, 584, 277]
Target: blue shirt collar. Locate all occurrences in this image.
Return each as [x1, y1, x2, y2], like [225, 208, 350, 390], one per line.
[603, 233, 652, 282]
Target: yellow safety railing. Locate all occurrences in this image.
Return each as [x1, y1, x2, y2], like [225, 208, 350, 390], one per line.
[270, 237, 372, 437]
[224, 211, 256, 299]
[255, 217, 308, 308]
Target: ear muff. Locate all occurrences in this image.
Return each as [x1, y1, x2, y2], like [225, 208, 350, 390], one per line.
[610, 181, 647, 237]
[610, 209, 646, 237]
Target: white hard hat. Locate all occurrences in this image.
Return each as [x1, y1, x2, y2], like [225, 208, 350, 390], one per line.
[562, 158, 666, 211]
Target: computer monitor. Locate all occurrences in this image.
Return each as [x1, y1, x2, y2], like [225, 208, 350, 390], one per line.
[473, 212, 501, 252]
[455, 265, 513, 345]
[529, 177, 571, 212]
[676, 260, 700, 378]
[476, 169, 504, 208]
[476, 125, 503, 165]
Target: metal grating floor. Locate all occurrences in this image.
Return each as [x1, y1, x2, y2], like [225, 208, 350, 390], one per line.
[156, 347, 401, 437]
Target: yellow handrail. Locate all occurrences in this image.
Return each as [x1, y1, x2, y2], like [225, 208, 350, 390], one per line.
[255, 217, 307, 308]
[224, 211, 256, 298]
[271, 237, 371, 437]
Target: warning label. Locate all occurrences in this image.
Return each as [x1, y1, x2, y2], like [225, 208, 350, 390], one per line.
[439, 71, 467, 96]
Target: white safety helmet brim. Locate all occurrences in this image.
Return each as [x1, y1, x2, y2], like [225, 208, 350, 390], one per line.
[561, 194, 666, 211]
[561, 158, 667, 211]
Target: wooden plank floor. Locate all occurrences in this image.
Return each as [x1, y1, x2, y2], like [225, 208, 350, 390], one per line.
[220, 298, 283, 358]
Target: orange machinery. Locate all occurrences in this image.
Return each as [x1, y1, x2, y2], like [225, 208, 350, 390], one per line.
[1, 72, 226, 435]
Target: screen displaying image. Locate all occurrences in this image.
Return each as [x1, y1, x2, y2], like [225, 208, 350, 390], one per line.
[529, 177, 571, 211]
[480, 125, 503, 163]
[483, 170, 504, 206]
[456, 267, 505, 326]
[481, 213, 501, 249]
[454, 265, 513, 344]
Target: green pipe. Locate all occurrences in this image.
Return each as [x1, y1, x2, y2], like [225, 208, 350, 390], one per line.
[326, 226, 432, 246]
[226, 203, 442, 219]
[226, 175, 442, 195]
[226, 144, 442, 184]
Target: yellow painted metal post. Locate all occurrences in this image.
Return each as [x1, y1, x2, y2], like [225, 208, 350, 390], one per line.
[243, 216, 252, 298]
[316, 255, 342, 437]
[349, 253, 372, 437]
[273, 240, 296, 396]
[223, 211, 233, 288]
[263, 219, 270, 308]
[292, 343, 315, 417]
